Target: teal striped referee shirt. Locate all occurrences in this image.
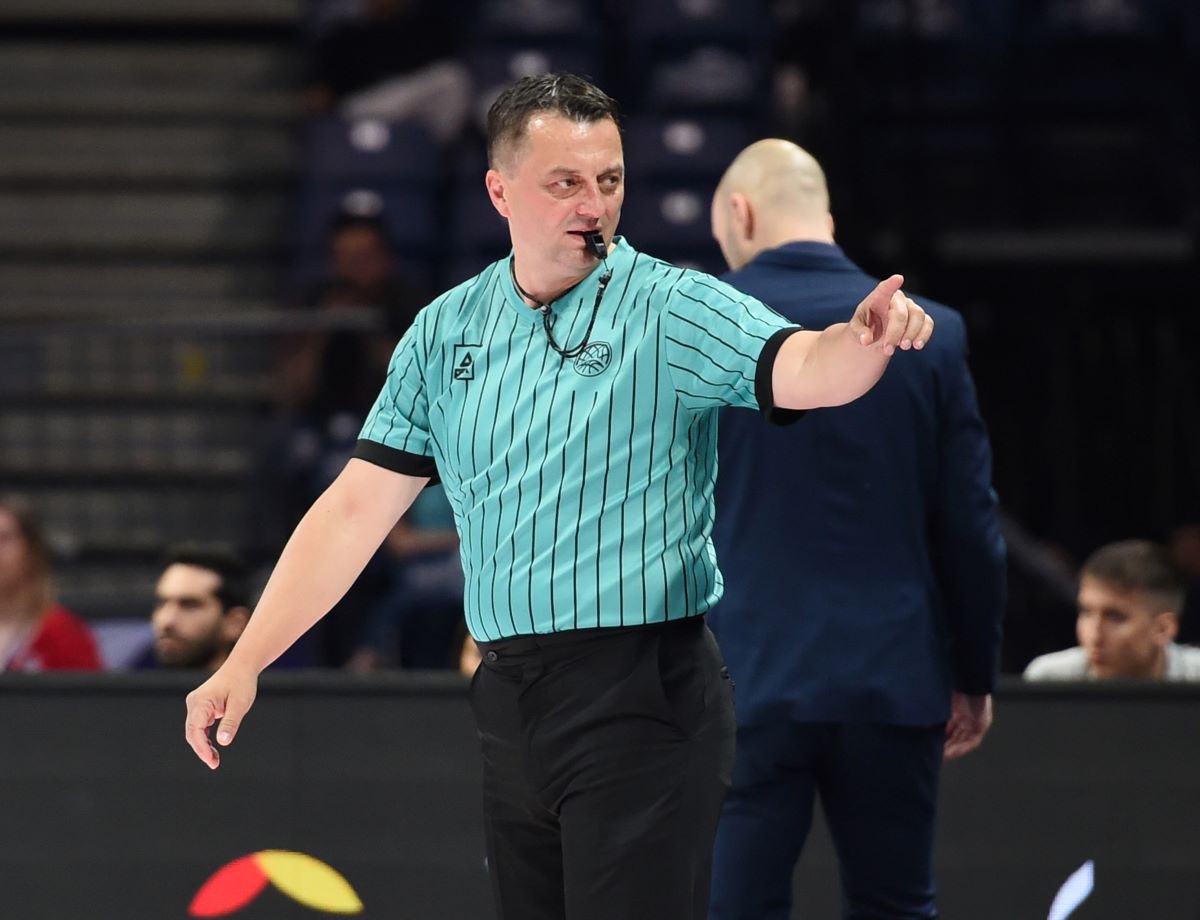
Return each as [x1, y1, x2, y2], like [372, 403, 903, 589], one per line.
[355, 237, 801, 641]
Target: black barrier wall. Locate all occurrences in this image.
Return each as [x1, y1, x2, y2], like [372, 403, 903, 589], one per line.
[1, 674, 1197, 920]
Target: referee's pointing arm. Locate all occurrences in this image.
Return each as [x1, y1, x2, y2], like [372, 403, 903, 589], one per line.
[712, 140, 934, 412]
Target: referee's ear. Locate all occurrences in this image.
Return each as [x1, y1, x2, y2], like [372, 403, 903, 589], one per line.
[486, 170, 511, 220]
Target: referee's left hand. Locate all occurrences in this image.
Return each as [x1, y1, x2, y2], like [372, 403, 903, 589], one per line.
[185, 664, 258, 770]
[849, 274, 934, 357]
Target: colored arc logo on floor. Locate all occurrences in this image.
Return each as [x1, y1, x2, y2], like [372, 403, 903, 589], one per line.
[189, 851, 363, 916]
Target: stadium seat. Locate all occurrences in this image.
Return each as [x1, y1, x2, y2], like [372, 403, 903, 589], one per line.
[641, 46, 766, 114]
[448, 181, 511, 263]
[471, 0, 598, 44]
[623, 0, 769, 57]
[468, 45, 607, 124]
[304, 116, 440, 185]
[617, 183, 723, 272]
[622, 114, 753, 182]
[295, 181, 439, 270]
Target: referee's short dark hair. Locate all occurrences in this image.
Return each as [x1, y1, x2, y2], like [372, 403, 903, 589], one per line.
[487, 72, 620, 173]
[163, 544, 251, 613]
[1081, 539, 1186, 616]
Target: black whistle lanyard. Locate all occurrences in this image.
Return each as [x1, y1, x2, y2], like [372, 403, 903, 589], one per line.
[510, 257, 613, 360]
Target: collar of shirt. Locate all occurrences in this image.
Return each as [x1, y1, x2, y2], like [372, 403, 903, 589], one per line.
[500, 236, 633, 325]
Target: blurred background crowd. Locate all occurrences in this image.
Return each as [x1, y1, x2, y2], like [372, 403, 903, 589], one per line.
[1, 0, 1197, 676]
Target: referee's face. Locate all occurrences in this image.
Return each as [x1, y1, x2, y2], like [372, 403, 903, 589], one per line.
[487, 112, 624, 285]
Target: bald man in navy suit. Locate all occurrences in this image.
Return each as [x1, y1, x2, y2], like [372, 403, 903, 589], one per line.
[706, 141, 1006, 920]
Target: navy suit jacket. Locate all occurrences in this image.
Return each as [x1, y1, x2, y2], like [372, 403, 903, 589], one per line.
[708, 242, 1005, 726]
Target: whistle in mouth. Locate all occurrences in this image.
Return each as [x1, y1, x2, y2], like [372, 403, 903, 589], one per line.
[582, 230, 607, 260]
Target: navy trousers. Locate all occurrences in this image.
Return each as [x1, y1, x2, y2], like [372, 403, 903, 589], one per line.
[709, 721, 944, 920]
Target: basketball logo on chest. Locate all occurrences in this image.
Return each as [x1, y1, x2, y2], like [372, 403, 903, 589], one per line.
[572, 341, 612, 377]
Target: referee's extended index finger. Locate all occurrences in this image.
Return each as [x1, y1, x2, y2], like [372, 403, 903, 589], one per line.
[185, 694, 221, 770]
[855, 274, 905, 346]
[864, 274, 904, 315]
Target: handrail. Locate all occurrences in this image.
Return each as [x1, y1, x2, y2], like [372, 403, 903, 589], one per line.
[0, 305, 385, 343]
[3, 670, 1198, 699]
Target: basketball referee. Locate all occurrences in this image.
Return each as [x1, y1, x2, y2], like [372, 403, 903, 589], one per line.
[184, 73, 935, 920]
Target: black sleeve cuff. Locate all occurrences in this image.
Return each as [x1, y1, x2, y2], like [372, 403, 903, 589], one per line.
[755, 327, 807, 426]
[352, 439, 440, 484]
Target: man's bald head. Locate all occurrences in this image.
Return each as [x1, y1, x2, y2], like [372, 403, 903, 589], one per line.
[711, 139, 834, 271]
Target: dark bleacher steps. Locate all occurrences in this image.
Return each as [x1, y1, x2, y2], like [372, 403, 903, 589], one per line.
[0, 5, 302, 621]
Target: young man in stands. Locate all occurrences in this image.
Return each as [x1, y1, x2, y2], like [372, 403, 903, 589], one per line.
[151, 546, 251, 673]
[1025, 539, 1200, 681]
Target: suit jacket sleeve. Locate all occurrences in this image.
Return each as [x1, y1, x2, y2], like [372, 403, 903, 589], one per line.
[931, 313, 1007, 695]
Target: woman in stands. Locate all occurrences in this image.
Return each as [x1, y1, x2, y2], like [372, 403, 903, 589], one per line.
[0, 496, 100, 671]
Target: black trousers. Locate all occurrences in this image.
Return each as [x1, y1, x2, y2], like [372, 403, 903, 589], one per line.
[709, 721, 944, 920]
[471, 616, 736, 920]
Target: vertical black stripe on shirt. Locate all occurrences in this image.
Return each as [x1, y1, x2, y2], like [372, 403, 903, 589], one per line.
[363, 351, 397, 437]
[695, 412, 716, 606]
[489, 311, 524, 637]
[377, 344, 417, 448]
[618, 280, 660, 626]
[695, 413, 711, 607]
[573, 392, 597, 630]
[548, 390, 577, 631]
[434, 271, 491, 640]
[681, 413, 699, 614]
[652, 271, 691, 618]
[609, 251, 641, 328]
[509, 324, 549, 634]
[465, 285, 507, 640]
[482, 308, 521, 638]
[597, 371, 616, 629]
[648, 320, 665, 623]
[427, 397, 449, 469]
[618, 321, 634, 625]
[627, 292, 653, 625]
[446, 346, 468, 497]
[429, 268, 486, 373]
[456, 277, 502, 639]
[695, 413, 714, 605]
[597, 252, 638, 623]
[421, 297, 436, 365]
[530, 342, 566, 627]
[668, 400, 687, 618]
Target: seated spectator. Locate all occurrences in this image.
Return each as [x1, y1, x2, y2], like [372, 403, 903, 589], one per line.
[304, 213, 429, 340]
[1168, 523, 1200, 644]
[149, 545, 251, 672]
[268, 214, 425, 524]
[998, 510, 1078, 673]
[0, 496, 100, 672]
[306, 0, 471, 144]
[1025, 539, 1200, 681]
[345, 484, 464, 670]
[278, 215, 428, 419]
[262, 215, 433, 663]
